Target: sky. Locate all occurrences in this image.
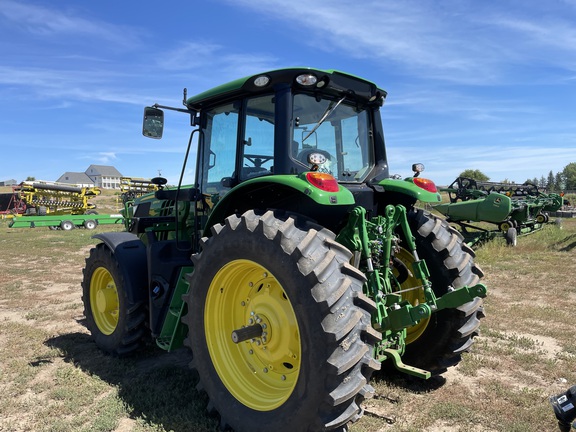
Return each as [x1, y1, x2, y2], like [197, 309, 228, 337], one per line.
[1, 0, 576, 187]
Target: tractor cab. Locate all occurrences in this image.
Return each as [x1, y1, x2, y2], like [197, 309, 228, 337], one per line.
[140, 69, 412, 240]
[144, 69, 389, 196]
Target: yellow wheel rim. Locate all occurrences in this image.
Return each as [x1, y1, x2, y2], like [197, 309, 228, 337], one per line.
[205, 259, 301, 411]
[90, 267, 119, 335]
[393, 248, 430, 344]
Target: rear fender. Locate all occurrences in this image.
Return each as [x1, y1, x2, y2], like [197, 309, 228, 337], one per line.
[203, 174, 355, 236]
[92, 232, 148, 306]
[377, 177, 442, 203]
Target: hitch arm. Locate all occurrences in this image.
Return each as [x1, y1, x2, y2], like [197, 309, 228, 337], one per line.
[434, 283, 487, 311]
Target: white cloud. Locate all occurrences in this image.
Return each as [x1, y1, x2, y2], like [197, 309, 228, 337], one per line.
[0, 0, 141, 48]
[223, 1, 491, 81]
[157, 41, 280, 79]
[79, 152, 115, 164]
[226, 0, 576, 83]
[490, 16, 576, 53]
[0, 66, 142, 105]
[157, 42, 223, 71]
[386, 88, 542, 121]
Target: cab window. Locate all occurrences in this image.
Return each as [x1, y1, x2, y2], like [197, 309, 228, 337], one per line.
[202, 102, 239, 194]
[240, 95, 275, 180]
[291, 93, 373, 182]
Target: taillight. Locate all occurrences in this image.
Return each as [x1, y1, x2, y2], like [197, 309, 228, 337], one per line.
[413, 177, 438, 193]
[306, 172, 339, 192]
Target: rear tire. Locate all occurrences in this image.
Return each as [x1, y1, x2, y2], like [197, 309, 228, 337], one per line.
[183, 210, 380, 432]
[82, 244, 147, 356]
[400, 209, 485, 374]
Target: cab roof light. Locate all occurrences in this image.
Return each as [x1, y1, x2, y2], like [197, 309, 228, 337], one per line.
[413, 177, 438, 193]
[296, 74, 318, 86]
[369, 91, 382, 102]
[306, 172, 339, 192]
[253, 75, 270, 87]
[316, 75, 329, 88]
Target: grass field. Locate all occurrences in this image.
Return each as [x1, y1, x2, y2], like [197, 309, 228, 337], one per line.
[1, 197, 575, 431]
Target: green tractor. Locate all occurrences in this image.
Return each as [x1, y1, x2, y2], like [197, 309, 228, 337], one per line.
[82, 68, 487, 432]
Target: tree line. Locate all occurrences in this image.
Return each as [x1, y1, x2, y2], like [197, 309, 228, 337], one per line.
[460, 162, 576, 192]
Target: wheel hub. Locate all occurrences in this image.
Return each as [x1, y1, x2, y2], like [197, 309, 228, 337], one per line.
[90, 267, 119, 335]
[205, 259, 301, 411]
[247, 313, 271, 344]
[95, 284, 117, 314]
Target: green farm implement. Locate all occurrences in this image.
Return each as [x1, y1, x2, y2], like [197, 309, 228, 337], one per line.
[81, 68, 486, 432]
[5, 180, 124, 230]
[9, 213, 124, 230]
[436, 177, 563, 247]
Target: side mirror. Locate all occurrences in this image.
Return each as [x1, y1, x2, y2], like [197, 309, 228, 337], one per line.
[143, 107, 164, 139]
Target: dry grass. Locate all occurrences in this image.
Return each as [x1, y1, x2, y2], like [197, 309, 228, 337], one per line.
[1, 200, 575, 431]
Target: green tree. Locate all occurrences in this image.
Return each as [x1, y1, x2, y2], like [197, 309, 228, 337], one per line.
[25, 176, 35, 181]
[459, 169, 489, 181]
[539, 175, 546, 188]
[555, 172, 564, 191]
[547, 170, 555, 191]
[563, 162, 576, 190]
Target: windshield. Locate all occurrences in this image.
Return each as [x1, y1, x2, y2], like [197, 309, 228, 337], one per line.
[291, 93, 374, 182]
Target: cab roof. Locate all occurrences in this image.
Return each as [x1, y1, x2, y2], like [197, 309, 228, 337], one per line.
[185, 67, 386, 110]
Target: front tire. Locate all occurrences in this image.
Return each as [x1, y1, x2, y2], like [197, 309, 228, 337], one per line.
[81, 244, 147, 356]
[183, 210, 380, 432]
[400, 209, 485, 374]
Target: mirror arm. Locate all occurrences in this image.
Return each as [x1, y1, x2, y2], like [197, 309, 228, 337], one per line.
[151, 103, 195, 114]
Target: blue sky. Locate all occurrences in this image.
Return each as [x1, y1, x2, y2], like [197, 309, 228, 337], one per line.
[1, 0, 576, 187]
